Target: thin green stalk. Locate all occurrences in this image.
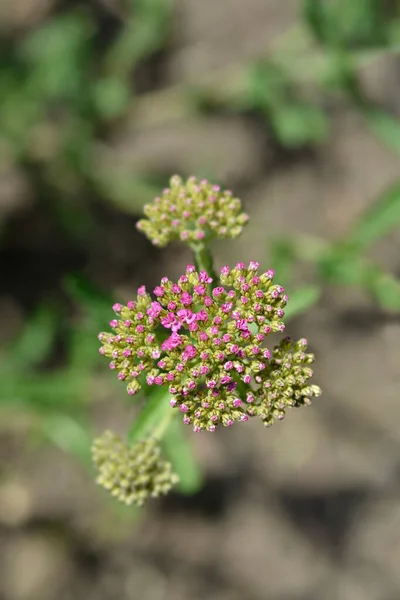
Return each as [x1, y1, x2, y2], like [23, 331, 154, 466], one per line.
[152, 406, 177, 441]
[191, 243, 218, 287]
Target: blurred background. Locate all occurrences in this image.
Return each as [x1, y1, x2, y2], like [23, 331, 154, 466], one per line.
[1, 1, 400, 599]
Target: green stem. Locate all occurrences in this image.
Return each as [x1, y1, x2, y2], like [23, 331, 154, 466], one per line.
[152, 406, 177, 441]
[191, 243, 218, 286]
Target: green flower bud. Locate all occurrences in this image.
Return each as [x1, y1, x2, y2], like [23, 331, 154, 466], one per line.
[92, 431, 179, 506]
[136, 175, 249, 247]
[253, 337, 322, 427]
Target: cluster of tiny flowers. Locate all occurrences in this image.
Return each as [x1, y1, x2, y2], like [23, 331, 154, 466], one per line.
[92, 431, 179, 506]
[136, 175, 249, 247]
[98, 262, 321, 432]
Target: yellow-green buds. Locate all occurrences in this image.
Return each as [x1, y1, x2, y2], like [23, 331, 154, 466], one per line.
[251, 337, 322, 427]
[136, 175, 249, 247]
[92, 431, 179, 506]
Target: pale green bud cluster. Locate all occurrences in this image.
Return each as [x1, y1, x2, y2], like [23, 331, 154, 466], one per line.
[136, 175, 249, 247]
[92, 431, 179, 506]
[251, 337, 322, 427]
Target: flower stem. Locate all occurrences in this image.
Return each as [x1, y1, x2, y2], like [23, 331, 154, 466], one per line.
[191, 243, 218, 285]
[152, 406, 177, 441]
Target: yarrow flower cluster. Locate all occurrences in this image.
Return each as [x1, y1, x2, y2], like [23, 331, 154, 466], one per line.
[98, 262, 321, 432]
[93, 175, 323, 507]
[136, 175, 249, 247]
[92, 431, 179, 506]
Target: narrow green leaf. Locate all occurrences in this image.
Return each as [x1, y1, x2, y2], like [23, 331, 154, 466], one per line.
[128, 387, 171, 443]
[302, 0, 330, 43]
[346, 181, 400, 251]
[4, 306, 57, 370]
[92, 171, 160, 216]
[105, 0, 173, 77]
[93, 78, 131, 119]
[161, 418, 203, 494]
[268, 238, 296, 286]
[271, 103, 328, 147]
[367, 270, 400, 311]
[317, 247, 400, 312]
[284, 285, 321, 320]
[316, 240, 374, 286]
[247, 61, 286, 112]
[363, 108, 400, 155]
[0, 369, 86, 410]
[41, 414, 92, 466]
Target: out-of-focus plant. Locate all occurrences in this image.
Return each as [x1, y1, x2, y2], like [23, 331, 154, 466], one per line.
[0, 0, 174, 213]
[0, 275, 115, 465]
[269, 180, 400, 314]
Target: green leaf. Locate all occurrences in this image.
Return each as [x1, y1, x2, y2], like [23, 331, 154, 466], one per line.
[41, 414, 92, 465]
[268, 238, 296, 286]
[247, 61, 286, 112]
[63, 274, 112, 369]
[317, 245, 400, 312]
[19, 13, 92, 99]
[302, 0, 331, 43]
[92, 78, 131, 119]
[105, 0, 174, 77]
[64, 274, 111, 323]
[128, 387, 172, 443]
[317, 245, 370, 285]
[363, 108, 400, 156]
[366, 270, 400, 312]
[346, 181, 400, 251]
[284, 285, 321, 321]
[161, 418, 203, 494]
[92, 171, 159, 216]
[0, 369, 86, 411]
[271, 103, 328, 147]
[4, 306, 57, 371]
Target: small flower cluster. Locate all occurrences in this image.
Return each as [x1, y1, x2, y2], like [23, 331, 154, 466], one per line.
[98, 262, 321, 432]
[136, 175, 249, 247]
[92, 431, 179, 506]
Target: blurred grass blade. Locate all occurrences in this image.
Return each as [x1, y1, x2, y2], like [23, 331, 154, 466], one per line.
[271, 103, 329, 147]
[92, 171, 160, 216]
[367, 270, 400, 311]
[302, 0, 330, 43]
[268, 238, 296, 285]
[346, 181, 400, 251]
[318, 245, 400, 312]
[161, 418, 203, 494]
[317, 246, 370, 285]
[363, 108, 400, 155]
[64, 274, 113, 369]
[41, 414, 92, 466]
[284, 285, 321, 321]
[128, 387, 171, 443]
[105, 0, 174, 78]
[64, 274, 111, 318]
[4, 306, 57, 371]
[0, 370, 86, 410]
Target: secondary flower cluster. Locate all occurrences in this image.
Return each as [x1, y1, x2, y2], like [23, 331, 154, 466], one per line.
[92, 431, 178, 506]
[98, 262, 321, 432]
[136, 175, 249, 247]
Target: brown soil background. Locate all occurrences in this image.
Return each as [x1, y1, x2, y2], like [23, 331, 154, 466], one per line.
[1, 2, 400, 600]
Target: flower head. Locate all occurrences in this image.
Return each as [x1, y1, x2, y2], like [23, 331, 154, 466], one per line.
[250, 336, 321, 427]
[99, 262, 321, 432]
[136, 175, 249, 247]
[92, 431, 178, 506]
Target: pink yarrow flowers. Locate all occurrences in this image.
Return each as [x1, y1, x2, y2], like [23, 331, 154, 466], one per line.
[98, 262, 321, 432]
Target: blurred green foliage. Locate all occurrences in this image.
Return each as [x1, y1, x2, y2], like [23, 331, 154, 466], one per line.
[1, 0, 400, 501]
